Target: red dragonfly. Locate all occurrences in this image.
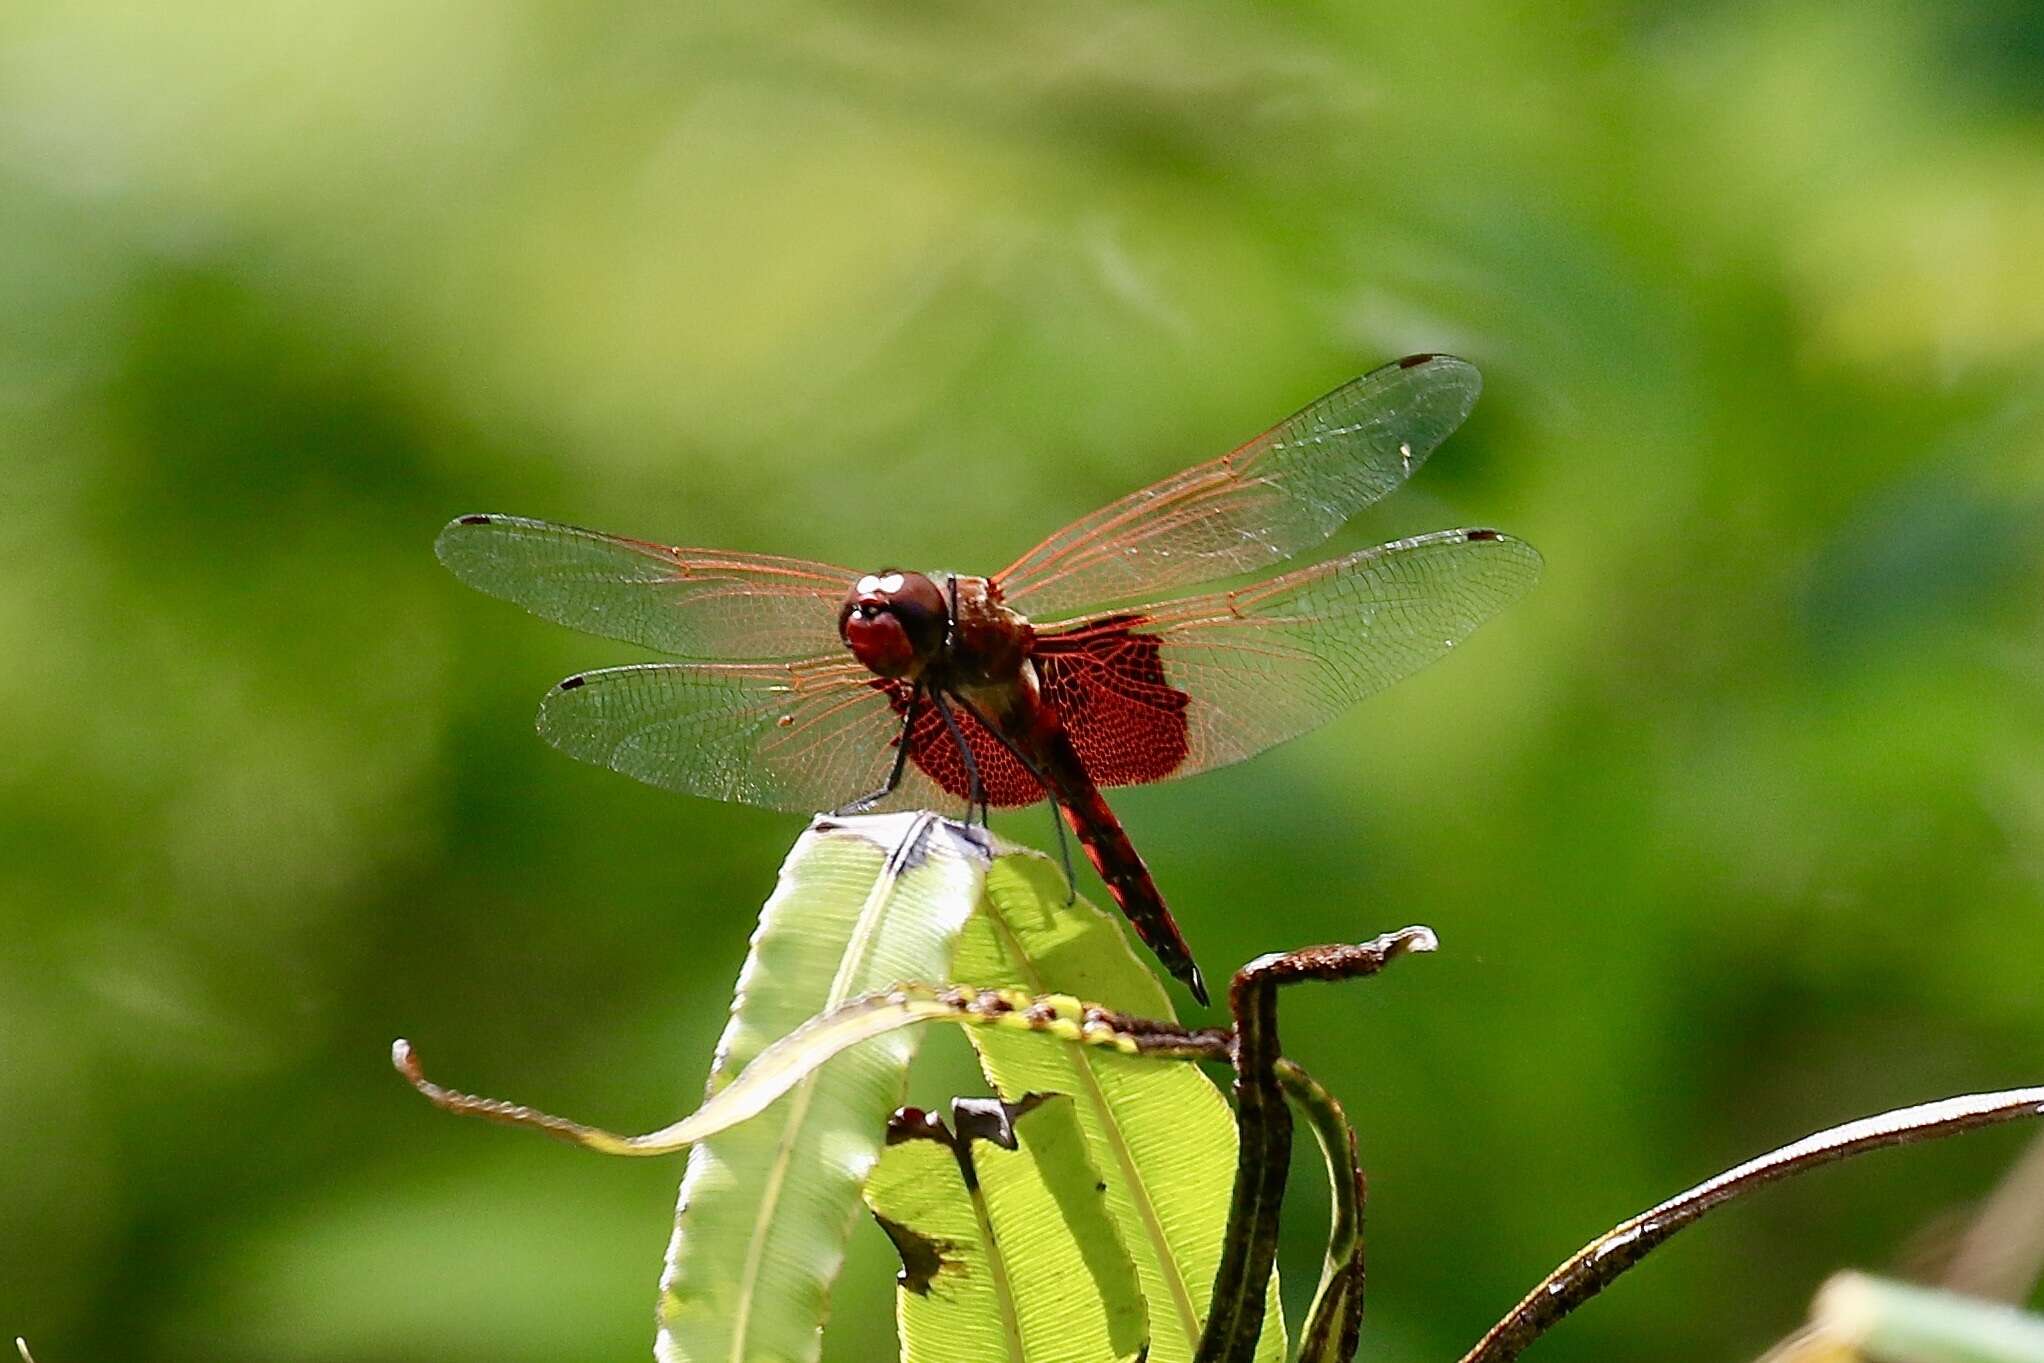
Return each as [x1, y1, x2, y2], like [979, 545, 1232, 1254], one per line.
[438, 354, 1540, 1004]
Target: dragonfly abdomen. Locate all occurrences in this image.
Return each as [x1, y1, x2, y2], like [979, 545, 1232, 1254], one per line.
[1023, 715, 1208, 1006]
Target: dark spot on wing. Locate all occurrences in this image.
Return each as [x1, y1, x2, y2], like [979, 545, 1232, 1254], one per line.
[457, 513, 493, 525]
[1398, 353, 1439, 369]
[557, 675, 587, 691]
[872, 1213, 957, 1298]
[1095, 1180, 1107, 1193]
[1465, 528, 1501, 542]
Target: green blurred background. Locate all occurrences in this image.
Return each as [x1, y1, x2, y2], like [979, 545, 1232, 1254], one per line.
[6, 1, 2044, 1359]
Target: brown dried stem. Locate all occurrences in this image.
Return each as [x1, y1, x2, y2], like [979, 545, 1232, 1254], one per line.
[1194, 926, 1439, 1363]
[390, 1039, 660, 1153]
[1459, 1085, 2044, 1363]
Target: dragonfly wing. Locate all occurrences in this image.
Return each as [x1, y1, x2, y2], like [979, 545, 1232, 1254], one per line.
[996, 355, 1482, 619]
[535, 656, 951, 813]
[1033, 528, 1541, 784]
[895, 696, 1047, 808]
[436, 514, 854, 659]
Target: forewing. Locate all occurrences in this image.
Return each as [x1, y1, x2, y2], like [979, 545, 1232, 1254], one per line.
[997, 355, 1482, 618]
[435, 514, 853, 659]
[535, 656, 948, 813]
[1034, 529, 1542, 784]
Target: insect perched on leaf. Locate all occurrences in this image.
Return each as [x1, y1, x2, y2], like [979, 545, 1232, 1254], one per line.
[438, 354, 1540, 1004]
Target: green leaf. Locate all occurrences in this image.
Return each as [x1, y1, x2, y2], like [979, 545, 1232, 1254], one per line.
[656, 813, 990, 1363]
[864, 1097, 1147, 1363]
[955, 849, 1287, 1363]
[1807, 1273, 2044, 1363]
[1011, 1092, 1148, 1358]
[400, 822, 1290, 1363]
[866, 1110, 998, 1354]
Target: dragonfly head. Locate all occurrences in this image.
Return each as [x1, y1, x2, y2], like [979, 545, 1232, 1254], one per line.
[839, 570, 948, 679]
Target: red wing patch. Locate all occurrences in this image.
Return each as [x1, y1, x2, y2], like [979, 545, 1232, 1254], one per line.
[874, 680, 1044, 807]
[1032, 615, 1191, 788]
[874, 614, 1191, 805]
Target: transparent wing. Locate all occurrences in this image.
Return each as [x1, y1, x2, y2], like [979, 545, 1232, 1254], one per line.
[534, 655, 949, 813]
[1033, 529, 1541, 783]
[435, 514, 853, 660]
[997, 355, 1482, 619]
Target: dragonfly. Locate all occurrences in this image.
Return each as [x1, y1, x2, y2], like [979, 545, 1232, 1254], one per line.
[437, 354, 1541, 1005]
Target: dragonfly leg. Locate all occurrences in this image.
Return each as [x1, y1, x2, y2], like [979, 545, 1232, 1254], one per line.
[1047, 801, 1076, 904]
[937, 577, 990, 822]
[834, 683, 922, 815]
[928, 689, 987, 825]
[948, 693, 1073, 891]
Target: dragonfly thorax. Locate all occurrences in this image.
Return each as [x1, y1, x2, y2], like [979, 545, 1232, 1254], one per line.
[838, 569, 948, 679]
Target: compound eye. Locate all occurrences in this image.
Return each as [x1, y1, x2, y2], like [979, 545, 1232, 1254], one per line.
[876, 572, 905, 594]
